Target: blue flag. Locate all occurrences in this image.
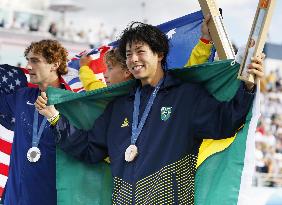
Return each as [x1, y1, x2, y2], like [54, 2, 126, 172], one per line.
[0, 64, 27, 130]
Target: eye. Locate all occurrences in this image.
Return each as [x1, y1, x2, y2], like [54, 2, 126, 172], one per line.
[30, 59, 39, 63]
[126, 53, 132, 58]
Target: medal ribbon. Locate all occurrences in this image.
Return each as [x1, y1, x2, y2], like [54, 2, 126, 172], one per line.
[131, 78, 164, 145]
[32, 110, 47, 147]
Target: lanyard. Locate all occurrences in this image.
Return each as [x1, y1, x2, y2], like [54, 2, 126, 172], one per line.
[131, 79, 164, 145]
[32, 110, 47, 147]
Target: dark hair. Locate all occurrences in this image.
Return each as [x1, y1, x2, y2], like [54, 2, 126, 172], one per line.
[24, 39, 68, 75]
[118, 22, 169, 69]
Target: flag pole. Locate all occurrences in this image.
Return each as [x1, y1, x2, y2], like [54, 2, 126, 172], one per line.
[198, 0, 235, 60]
[237, 0, 276, 84]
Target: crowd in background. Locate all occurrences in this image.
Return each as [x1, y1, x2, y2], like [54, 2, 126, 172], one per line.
[47, 22, 118, 47]
[254, 69, 282, 187]
[0, 16, 118, 47]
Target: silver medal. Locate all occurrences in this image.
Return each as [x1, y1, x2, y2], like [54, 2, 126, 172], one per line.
[125, 145, 138, 162]
[27, 147, 41, 162]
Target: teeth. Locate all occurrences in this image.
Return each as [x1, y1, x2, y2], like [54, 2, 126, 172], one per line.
[133, 65, 143, 70]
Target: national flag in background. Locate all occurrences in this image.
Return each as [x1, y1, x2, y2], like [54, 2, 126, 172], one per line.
[65, 45, 112, 93]
[62, 10, 212, 94]
[0, 64, 28, 199]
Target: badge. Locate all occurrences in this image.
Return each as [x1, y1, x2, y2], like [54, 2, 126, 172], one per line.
[27, 147, 41, 162]
[161, 107, 172, 121]
[125, 145, 138, 162]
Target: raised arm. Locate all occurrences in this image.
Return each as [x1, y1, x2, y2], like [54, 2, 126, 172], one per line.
[193, 55, 264, 139]
[192, 81, 254, 140]
[185, 14, 213, 67]
[79, 54, 106, 91]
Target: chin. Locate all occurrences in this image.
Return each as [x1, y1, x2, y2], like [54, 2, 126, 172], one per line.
[132, 73, 146, 80]
[29, 80, 37, 84]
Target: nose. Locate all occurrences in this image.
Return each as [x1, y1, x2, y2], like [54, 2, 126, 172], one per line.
[26, 63, 32, 70]
[131, 53, 138, 62]
[104, 70, 109, 78]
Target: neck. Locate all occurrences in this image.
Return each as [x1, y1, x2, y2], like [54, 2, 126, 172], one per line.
[141, 67, 164, 87]
[38, 77, 60, 92]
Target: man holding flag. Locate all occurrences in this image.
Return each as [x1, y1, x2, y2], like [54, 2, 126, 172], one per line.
[1, 39, 70, 205]
[36, 21, 264, 204]
[51, 14, 215, 205]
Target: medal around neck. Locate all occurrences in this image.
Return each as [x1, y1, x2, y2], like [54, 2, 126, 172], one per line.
[27, 147, 41, 163]
[125, 145, 138, 162]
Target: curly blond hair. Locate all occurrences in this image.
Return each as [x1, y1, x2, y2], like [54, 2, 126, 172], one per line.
[24, 39, 68, 75]
[104, 48, 127, 70]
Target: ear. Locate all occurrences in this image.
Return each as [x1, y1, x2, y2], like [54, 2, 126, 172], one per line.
[123, 69, 133, 80]
[158, 52, 164, 62]
[51, 62, 60, 72]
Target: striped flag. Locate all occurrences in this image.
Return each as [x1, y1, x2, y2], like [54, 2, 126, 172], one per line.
[65, 45, 111, 93]
[0, 64, 28, 199]
[0, 125, 13, 198]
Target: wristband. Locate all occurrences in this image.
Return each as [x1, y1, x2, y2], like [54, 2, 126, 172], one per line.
[200, 37, 213, 44]
[50, 114, 60, 126]
[47, 110, 60, 123]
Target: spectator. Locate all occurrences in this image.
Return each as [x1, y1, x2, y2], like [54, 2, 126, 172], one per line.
[48, 22, 57, 37]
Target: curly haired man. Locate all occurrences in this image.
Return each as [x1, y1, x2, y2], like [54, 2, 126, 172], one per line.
[1, 39, 70, 205]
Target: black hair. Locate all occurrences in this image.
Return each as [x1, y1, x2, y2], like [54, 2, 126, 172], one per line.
[118, 22, 169, 69]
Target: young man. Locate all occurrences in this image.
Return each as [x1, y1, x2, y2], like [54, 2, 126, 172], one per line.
[104, 48, 133, 86]
[1, 40, 69, 205]
[36, 21, 264, 204]
[78, 48, 133, 91]
[48, 17, 214, 205]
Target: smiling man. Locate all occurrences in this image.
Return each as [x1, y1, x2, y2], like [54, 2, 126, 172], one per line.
[37, 22, 265, 204]
[1, 39, 70, 205]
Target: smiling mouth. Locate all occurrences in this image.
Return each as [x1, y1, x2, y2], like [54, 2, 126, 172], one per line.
[132, 65, 144, 71]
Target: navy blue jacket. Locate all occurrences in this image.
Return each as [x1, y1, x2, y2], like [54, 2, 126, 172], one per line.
[55, 72, 254, 204]
[1, 88, 56, 205]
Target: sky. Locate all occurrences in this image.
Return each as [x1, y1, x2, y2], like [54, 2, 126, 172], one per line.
[62, 0, 282, 47]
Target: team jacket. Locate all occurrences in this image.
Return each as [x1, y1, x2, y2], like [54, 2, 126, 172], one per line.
[54, 72, 254, 205]
[1, 88, 56, 205]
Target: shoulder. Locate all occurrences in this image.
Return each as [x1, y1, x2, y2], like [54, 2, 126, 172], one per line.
[17, 87, 38, 94]
[165, 72, 203, 93]
[14, 87, 39, 101]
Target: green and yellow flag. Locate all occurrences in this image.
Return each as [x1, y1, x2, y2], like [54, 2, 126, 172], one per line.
[47, 60, 258, 205]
